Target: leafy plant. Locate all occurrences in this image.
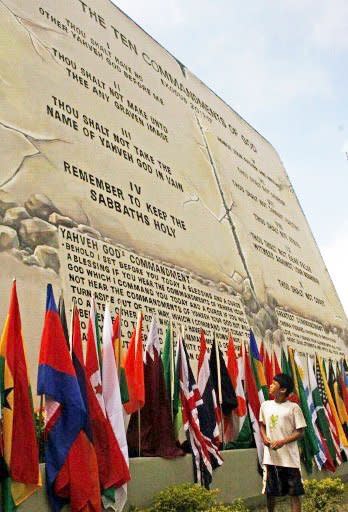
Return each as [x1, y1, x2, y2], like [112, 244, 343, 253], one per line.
[151, 483, 218, 512]
[207, 499, 250, 512]
[148, 484, 249, 512]
[302, 477, 344, 512]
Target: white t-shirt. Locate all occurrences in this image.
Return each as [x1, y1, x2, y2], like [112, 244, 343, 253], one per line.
[259, 400, 306, 468]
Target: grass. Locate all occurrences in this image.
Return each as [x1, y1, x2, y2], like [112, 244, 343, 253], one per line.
[251, 482, 348, 511]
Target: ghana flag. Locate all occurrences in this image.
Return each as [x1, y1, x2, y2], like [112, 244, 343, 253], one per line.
[0, 281, 40, 510]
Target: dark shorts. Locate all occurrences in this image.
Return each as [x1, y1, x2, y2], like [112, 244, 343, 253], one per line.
[263, 465, 305, 497]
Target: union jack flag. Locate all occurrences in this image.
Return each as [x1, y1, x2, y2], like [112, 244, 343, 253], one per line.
[177, 335, 223, 488]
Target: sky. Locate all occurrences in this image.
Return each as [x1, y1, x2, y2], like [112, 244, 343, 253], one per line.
[114, 0, 348, 315]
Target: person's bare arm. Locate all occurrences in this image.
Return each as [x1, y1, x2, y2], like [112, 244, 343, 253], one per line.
[260, 422, 271, 447]
[270, 428, 304, 450]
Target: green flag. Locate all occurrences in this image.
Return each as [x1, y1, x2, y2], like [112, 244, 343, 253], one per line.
[162, 321, 173, 404]
[290, 350, 319, 473]
[281, 347, 291, 376]
[307, 355, 336, 469]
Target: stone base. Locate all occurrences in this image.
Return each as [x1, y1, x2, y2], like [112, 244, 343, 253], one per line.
[15, 450, 348, 511]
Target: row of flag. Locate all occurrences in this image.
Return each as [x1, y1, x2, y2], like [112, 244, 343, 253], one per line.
[1, 281, 348, 512]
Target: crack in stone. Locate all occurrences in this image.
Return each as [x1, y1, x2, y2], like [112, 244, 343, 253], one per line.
[181, 174, 229, 222]
[0, 121, 69, 188]
[0, 0, 66, 66]
[195, 115, 257, 294]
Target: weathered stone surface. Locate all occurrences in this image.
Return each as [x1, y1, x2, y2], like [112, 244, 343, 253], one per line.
[24, 194, 58, 220]
[0, 190, 18, 215]
[255, 307, 274, 332]
[19, 218, 58, 249]
[266, 291, 278, 309]
[10, 248, 23, 261]
[23, 254, 40, 266]
[3, 206, 30, 228]
[0, 226, 19, 251]
[272, 328, 285, 345]
[77, 224, 101, 239]
[34, 245, 60, 273]
[48, 212, 77, 228]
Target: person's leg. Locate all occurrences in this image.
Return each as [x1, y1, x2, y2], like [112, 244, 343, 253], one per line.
[266, 495, 276, 512]
[290, 495, 301, 512]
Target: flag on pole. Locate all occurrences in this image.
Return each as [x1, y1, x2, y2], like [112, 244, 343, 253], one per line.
[271, 348, 281, 377]
[225, 340, 252, 449]
[249, 330, 268, 401]
[243, 344, 263, 465]
[316, 356, 343, 464]
[281, 347, 291, 376]
[58, 293, 69, 349]
[102, 303, 130, 512]
[307, 355, 336, 472]
[209, 337, 237, 416]
[291, 350, 320, 473]
[112, 312, 129, 405]
[162, 320, 174, 408]
[127, 315, 182, 458]
[320, 357, 348, 449]
[124, 313, 145, 415]
[337, 362, 348, 417]
[173, 328, 184, 441]
[177, 335, 222, 488]
[197, 330, 220, 452]
[329, 361, 348, 437]
[85, 304, 130, 495]
[264, 348, 273, 387]
[0, 281, 40, 510]
[37, 285, 86, 512]
[281, 348, 299, 404]
[57, 305, 101, 512]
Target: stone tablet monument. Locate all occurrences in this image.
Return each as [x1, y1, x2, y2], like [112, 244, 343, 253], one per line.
[0, 0, 347, 384]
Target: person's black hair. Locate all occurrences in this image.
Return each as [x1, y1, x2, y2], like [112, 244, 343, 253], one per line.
[273, 373, 294, 396]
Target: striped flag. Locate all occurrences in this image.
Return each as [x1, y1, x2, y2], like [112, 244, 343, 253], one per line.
[292, 351, 322, 471]
[307, 355, 336, 472]
[177, 335, 222, 488]
[225, 339, 252, 449]
[85, 304, 130, 500]
[243, 344, 263, 465]
[249, 330, 268, 401]
[316, 356, 343, 465]
[102, 304, 129, 512]
[197, 330, 221, 452]
[112, 312, 129, 405]
[123, 312, 145, 415]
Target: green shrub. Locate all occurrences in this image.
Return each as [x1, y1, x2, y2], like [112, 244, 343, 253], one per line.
[149, 484, 249, 512]
[303, 477, 344, 512]
[151, 483, 218, 512]
[207, 499, 250, 512]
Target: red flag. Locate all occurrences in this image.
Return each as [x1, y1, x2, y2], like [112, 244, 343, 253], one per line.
[226, 335, 238, 390]
[55, 306, 101, 512]
[85, 306, 130, 492]
[124, 312, 145, 415]
[127, 316, 182, 458]
[1, 281, 40, 506]
[271, 349, 281, 377]
[243, 345, 263, 464]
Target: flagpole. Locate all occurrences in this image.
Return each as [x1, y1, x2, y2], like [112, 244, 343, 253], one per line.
[169, 314, 175, 419]
[137, 311, 142, 458]
[118, 303, 122, 379]
[214, 333, 224, 446]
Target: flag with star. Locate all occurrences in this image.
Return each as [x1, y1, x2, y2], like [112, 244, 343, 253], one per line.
[316, 356, 343, 465]
[0, 281, 40, 510]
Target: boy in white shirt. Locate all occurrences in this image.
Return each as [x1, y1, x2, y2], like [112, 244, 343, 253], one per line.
[259, 373, 306, 512]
